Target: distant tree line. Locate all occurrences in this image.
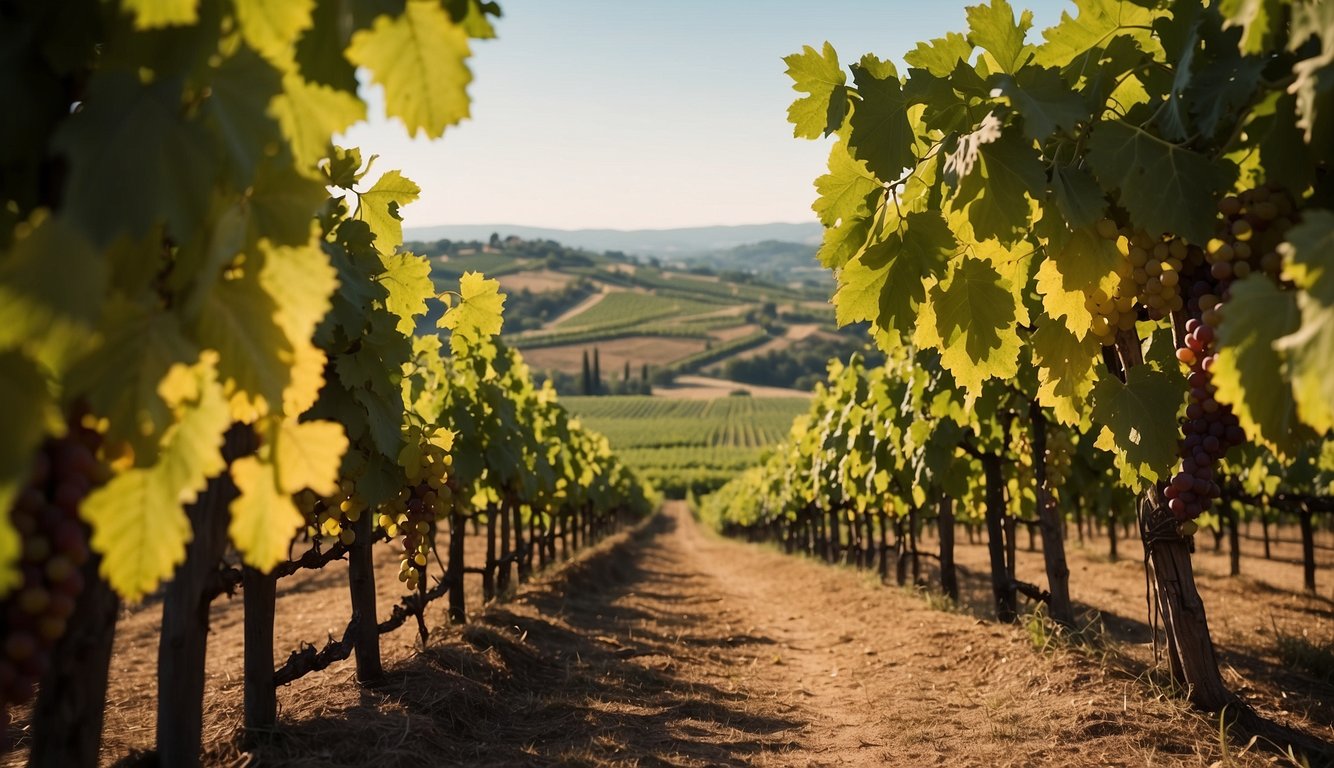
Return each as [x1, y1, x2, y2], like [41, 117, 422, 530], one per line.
[720, 337, 885, 391]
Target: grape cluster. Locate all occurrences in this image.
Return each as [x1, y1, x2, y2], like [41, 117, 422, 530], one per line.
[1088, 219, 1203, 346]
[297, 481, 367, 547]
[1162, 186, 1295, 520]
[378, 432, 454, 590]
[0, 421, 103, 721]
[1045, 428, 1073, 491]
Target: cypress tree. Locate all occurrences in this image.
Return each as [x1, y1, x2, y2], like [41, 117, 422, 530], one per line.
[581, 349, 592, 395]
[592, 347, 602, 395]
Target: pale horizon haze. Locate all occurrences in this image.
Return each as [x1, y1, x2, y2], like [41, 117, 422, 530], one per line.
[339, 0, 1068, 232]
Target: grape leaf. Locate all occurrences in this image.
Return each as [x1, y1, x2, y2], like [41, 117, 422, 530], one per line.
[192, 266, 291, 422]
[233, 0, 314, 68]
[1219, 0, 1286, 54]
[1032, 321, 1100, 426]
[52, 72, 218, 247]
[1275, 211, 1334, 433]
[834, 211, 956, 335]
[440, 271, 506, 356]
[1049, 164, 1107, 230]
[273, 418, 347, 496]
[1034, 0, 1160, 71]
[816, 211, 875, 270]
[1034, 223, 1123, 338]
[946, 119, 1045, 245]
[783, 42, 847, 139]
[122, 0, 199, 28]
[812, 141, 880, 230]
[247, 159, 329, 246]
[347, 1, 473, 139]
[1091, 365, 1180, 486]
[996, 65, 1090, 141]
[903, 32, 973, 77]
[847, 60, 913, 181]
[270, 73, 367, 172]
[203, 44, 284, 185]
[1085, 120, 1232, 243]
[0, 211, 105, 374]
[258, 237, 337, 415]
[1214, 275, 1313, 457]
[379, 251, 435, 335]
[68, 298, 198, 456]
[358, 170, 421, 250]
[913, 256, 1023, 397]
[965, 0, 1034, 74]
[228, 455, 304, 573]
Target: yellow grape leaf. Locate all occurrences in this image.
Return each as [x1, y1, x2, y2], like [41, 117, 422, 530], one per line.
[270, 74, 367, 172]
[913, 257, 1022, 398]
[233, 0, 315, 68]
[1031, 321, 1100, 426]
[439, 271, 506, 356]
[229, 456, 304, 573]
[358, 170, 420, 250]
[122, 0, 198, 28]
[82, 468, 185, 602]
[257, 236, 337, 415]
[272, 418, 348, 496]
[347, 1, 473, 139]
[379, 251, 435, 335]
[1034, 224, 1123, 339]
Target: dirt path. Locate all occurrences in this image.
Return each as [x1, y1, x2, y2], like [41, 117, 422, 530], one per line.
[213, 503, 1274, 767]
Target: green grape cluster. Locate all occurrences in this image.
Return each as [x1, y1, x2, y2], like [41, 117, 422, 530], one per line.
[378, 436, 455, 590]
[295, 481, 367, 547]
[1045, 428, 1073, 491]
[0, 419, 104, 727]
[1205, 184, 1296, 285]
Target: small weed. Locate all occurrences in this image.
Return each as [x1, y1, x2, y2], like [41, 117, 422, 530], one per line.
[915, 585, 958, 613]
[1273, 625, 1334, 683]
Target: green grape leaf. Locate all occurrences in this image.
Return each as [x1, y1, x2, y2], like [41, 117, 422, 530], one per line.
[203, 44, 284, 185]
[228, 455, 304, 573]
[234, 0, 314, 68]
[1091, 365, 1180, 486]
[273, 418, 347, 496]
[270, 73, 367, 172]
[1220, 0, 1286, 54]
[347, 1, 473, 139]
[1049, 164, 1107, 230]
[834, 211, 956, 336]
[1214, 275, 1313, 457]
[1031, 321, 1100, 426]
[847, 60, 913, 181]
[0, 211, 105, 374]
[945, 118, 1045, 245]
[784, 42, 848, 139]
[903, 32, 973, 77]
[813, 141, 880, 229]
[913, 257, 1023, 396]
[248, 159, 329, 246]
[1034, 0, 1160, 71]
[0, 352, 58, 596]
[1228, 90, 1315, 192]
[1085, 120, 1231, 243]
[440, 271, 506, 355]
[1034, 223, 1123, 338]
[68, 298, 197, 455]
[295, 0, 359, 91]
[358, 170, 421, 249]
[1275, 211, 1334, 433]
[379, 251, 435, 335]
[965, 0, 1034, 74]
[996, 66, 1090, 141]
[192, 266, 291, 422]
[816, 212, 875, 270]
[53, 72, 217, 247]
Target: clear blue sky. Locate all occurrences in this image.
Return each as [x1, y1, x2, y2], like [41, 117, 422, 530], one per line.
[339, 0, 1070, 231]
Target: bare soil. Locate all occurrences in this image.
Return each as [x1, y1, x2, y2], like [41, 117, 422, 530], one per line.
[654, 375, 812, 400]
[11, 504, 1330, 767]
[520, 336, 709, 376]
